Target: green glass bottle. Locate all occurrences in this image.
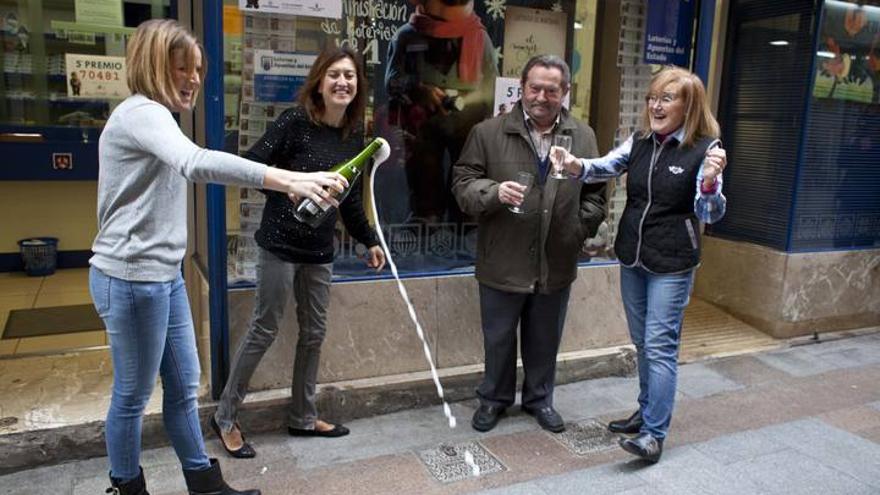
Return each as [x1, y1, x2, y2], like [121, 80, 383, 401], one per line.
[293, 137, 389, 228]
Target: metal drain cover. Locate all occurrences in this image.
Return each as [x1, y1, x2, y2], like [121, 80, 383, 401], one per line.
[553, 419, 619, 456]
[418, 441, 505, 483]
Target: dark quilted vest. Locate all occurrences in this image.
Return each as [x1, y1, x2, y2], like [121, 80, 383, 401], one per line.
[614, 133, 716, 273]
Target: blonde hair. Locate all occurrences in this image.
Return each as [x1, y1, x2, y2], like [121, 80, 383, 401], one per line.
[126, 19, 206, 110]
[641, 66, 720, 147]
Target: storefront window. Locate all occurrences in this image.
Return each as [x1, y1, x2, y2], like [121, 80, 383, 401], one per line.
[0, 1, 169, 135]
[222, 0, 606, 284]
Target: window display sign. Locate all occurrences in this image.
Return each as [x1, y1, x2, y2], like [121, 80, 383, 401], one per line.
[643, 0, 695, 67]
[65, 54, 129, 99]
[813, 1, 880, 104]
[501, 6, 567, 78]
[493, 76, 569, 117]
[75, 0, 123, 27]
[252, 50, 315, 102]
[239, 0, 342, 19]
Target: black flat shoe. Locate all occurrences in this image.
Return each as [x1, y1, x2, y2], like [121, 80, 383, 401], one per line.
[288, 424, 350, 438]
[523, 405, 566, 433]
[211, 416, 256, 459]
[472, 405, 506, 432]
[619, 432, 663, 463]
[608, 410, 643, 434]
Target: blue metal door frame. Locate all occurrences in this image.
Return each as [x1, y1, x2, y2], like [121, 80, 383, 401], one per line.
[201, 2, 231, 400]
[693, 0, 717, 83]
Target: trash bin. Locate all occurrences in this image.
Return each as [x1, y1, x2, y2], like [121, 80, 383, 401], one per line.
[18, 237, 59, 276]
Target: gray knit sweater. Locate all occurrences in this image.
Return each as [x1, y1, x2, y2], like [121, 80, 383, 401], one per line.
[90, 94, 267, 282]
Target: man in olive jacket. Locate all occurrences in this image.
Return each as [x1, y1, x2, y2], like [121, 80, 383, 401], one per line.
[452, 54, 606, 433]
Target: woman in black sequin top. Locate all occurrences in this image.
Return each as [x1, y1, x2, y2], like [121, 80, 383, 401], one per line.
[214, 47, 386, 458]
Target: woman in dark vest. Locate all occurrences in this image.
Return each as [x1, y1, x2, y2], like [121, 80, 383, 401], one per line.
[554, 66, 727, 463]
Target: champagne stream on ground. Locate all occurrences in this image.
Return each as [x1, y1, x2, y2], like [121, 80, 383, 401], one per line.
[367, 138, 480, 477]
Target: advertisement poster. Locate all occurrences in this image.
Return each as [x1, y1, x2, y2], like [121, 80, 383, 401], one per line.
[813, 1, 880, 104]
[643, 0, 696, 67]
[493, 76, 569, 117]
[239, 0, 342, 19]
[252, 50, 314, 102]
[65, 54, 129, 98]
[75, 0, 123, 26]
[501, 6, 567, 78]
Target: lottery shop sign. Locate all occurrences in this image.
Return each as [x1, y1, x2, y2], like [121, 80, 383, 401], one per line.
[65, 54, 130, 99]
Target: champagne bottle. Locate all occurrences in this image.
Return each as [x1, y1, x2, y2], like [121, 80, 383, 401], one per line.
[293, 137, 390, 228]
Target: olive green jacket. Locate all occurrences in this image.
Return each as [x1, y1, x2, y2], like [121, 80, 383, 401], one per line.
[452, 103, 607, 294]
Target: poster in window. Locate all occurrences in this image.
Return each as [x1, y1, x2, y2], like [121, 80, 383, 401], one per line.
[238, 0, 342, 19]
[65, 54, 129, 99]
[75, 0, 123, 27]
[493, 76, 570, 117]
[813, 1, 880, 104]
[501, 6, 567, 78]
[252, 50, 315, 102]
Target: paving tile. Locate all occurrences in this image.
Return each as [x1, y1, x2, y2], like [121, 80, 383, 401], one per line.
[728, 448, 876, 495]
[627, 445, 764, 495]
[691, 427, 787, 465]
[705, 354, 792, 387]
[0, 464, 75, 495]
[32, 290, 93, 308]
[754, 348, 841, 377]
[535, 462, 647, 495]
[473, 481, 550, 495]
[0, 275, 42, 298]
[551, 376, 641, 422]
[676, 362, 745, 399]
[0, 337, 19, 356]
[248, 453, 437, 495]
[758, 418, 880, 489]
[818, 405, 880, 436]
[803, 343, 880, 370]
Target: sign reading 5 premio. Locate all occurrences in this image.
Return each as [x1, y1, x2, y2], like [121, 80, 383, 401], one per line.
[65, 54, 130, 99]
[643, 0, 696, 67]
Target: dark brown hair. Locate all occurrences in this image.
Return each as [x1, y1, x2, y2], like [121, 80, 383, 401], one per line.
[296, 46, 366, 138]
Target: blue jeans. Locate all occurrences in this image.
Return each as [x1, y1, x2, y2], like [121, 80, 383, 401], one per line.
[89, 266, 210, 481]
[619, 264, 694, 439]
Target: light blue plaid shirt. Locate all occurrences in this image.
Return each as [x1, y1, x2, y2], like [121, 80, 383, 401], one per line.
[578, 129, 727, 224]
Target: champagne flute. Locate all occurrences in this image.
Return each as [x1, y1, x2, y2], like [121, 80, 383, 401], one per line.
[549, 134, 572, 179]
[508, 171, 534, 214]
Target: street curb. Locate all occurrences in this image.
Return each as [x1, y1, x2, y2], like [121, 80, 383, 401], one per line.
[0, 346, 635, 474]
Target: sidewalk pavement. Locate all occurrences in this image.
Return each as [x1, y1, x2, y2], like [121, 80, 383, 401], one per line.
[3, 330, 880, 495]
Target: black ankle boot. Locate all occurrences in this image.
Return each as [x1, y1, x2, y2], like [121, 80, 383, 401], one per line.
[106, 467, 149, 495]
[183, 458, 260, 495]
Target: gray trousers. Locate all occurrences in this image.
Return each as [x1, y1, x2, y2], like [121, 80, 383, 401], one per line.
[215, 248, 333, 431]
[476, 283, 571, 409]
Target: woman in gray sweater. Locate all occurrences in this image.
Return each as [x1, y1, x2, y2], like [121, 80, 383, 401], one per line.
[90, 19, 344, 495]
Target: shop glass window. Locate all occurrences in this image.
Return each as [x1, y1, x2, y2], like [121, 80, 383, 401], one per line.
[0, 0, 171, 178]
[222, 0, 607, 284]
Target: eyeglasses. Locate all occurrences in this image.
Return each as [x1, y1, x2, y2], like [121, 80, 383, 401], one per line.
[645, 93, 678, 106]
